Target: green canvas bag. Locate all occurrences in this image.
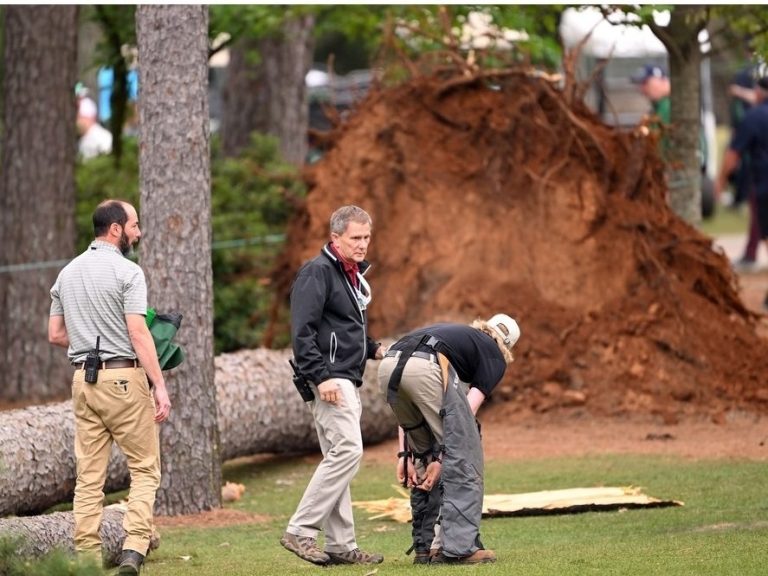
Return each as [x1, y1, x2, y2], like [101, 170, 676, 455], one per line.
[146, 308, 185, 370]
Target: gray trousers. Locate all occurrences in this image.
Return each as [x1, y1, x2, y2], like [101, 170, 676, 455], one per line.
[440, 364, 484, 558]
[286, 378, 363, 553]
[378, 356, 484, 557]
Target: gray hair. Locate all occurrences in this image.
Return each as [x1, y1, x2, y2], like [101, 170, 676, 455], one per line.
[330, 205, 372, 235]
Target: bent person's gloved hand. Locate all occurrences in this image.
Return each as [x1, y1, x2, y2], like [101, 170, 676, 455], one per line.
[396, 456, 419, 487]
[415, 460, 441, 492]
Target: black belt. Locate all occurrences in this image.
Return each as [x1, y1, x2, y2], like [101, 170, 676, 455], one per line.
[384, 349, 438, 365]
[74, 359, 140, 370]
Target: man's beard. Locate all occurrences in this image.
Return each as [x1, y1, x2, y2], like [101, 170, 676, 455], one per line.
[119, 232, 138, 256]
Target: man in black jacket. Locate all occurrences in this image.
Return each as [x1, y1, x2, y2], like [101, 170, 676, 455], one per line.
[280, 205, 385, 566]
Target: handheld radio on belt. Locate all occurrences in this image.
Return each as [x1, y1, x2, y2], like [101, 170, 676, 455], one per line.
[84, 336, 101, 384]
[289, 358, 315, 402]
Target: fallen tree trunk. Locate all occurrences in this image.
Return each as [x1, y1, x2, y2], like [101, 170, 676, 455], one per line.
[0, 506, 158, 567]
[0, 348, 396, 517]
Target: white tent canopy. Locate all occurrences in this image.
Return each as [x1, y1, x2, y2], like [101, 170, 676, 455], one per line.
[560, 7, 666, 59]
[560, 7, 710, 59]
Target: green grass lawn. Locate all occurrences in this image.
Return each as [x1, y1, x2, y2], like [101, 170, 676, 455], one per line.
[139, 454, 768, 576]
[699, 203, 750, 237]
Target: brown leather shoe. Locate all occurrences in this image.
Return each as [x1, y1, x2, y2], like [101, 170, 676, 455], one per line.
[431, 548, 496, 564]
[279, 531, 330, 566]
[326, 548, 384, 565]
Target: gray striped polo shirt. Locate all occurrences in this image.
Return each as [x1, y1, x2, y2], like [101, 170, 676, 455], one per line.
[50, 240, 147, 363]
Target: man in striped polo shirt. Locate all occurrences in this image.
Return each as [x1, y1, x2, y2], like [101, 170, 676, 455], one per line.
[49, 199, 171, 575]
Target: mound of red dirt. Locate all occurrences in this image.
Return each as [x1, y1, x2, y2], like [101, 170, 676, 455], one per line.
[272, 71, 768, 422]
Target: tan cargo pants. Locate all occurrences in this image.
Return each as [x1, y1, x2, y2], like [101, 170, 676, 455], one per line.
[377, 355, 445, 476]
[72, 366, 161, 556]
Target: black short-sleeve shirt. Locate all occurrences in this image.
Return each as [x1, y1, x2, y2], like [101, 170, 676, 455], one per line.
[391, 323, 507, 397]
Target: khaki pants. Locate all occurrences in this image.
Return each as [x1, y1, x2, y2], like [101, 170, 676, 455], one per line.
[378, 356, 445, 552]
[287, 378, 363, 553]
[378, 356, 444, 477]
[72, 366, 161, 556]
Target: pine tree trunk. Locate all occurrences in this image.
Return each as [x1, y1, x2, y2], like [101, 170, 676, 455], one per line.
[0, 507, 158, 567]
[0, 350, 396, 517]
[653, 6, 706, 224]
[221, 14, 314, 164]
[0, 6, 78, 402]
[136, 5, 221, 516]
[666, 37, 703, 224]
[220, 37, 259, 157]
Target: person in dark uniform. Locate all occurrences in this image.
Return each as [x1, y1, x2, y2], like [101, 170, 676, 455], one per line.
[716, 73, 768, 309]
[378, 314, 520, 564]
[726, 61, 762, 269]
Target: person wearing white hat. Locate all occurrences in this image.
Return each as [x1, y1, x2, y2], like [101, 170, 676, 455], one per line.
[377, 313, 520, 565]
[77, 96, 112, 160]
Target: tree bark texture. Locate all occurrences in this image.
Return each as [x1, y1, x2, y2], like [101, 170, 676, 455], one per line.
[221, 14, 314, 164]
[0, 507, 158, 567]
[651, 5, 707, 224]
[136, 5, 220, 517]
[0, 349, 396, 517]
[0, 6, 79, 402]
[220, 38, 259, 158]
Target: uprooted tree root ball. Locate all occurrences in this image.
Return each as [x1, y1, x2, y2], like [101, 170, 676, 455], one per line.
[271, 70, 768, 423]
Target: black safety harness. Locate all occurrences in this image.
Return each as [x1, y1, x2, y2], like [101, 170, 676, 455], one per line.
[387, 333, 446, 488]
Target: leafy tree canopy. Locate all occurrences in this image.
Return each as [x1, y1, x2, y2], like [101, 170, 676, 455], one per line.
[209, 5, 564, 71]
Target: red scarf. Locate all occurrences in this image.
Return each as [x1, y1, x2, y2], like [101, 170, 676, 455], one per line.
[329, 243, 359, 287]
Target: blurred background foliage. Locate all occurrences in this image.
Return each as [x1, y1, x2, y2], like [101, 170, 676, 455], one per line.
[75, 133, 302, 354]
[24, 4, 768, 357]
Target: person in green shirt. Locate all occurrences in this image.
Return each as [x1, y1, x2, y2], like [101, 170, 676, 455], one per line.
[631, 63, 708, 159]
[631, 63, 711, 211]
[631, 64, 671, 143]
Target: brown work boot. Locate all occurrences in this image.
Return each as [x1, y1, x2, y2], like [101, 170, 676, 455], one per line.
[413, 548, 440, 564]
[279, 531, 330, 566]
[431, 548, 496, 564]
[117, 549, 145, 575]
[326, 548, 384, 565]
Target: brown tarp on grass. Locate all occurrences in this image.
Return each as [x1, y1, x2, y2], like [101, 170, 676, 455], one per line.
[354, 486, 683, 523]
[482, 486, 684, 518]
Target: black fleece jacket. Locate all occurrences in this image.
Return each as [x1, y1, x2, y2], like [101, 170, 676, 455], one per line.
[290, 243, 380, 386]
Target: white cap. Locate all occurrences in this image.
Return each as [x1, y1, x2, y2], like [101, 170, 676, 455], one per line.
[78, 97, 98, 120]
[487, 313, 520, 350]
